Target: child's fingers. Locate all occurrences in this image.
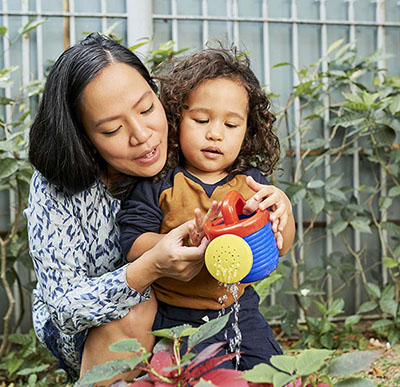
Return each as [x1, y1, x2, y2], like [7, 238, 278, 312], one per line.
[194, 208, 204, 232]
[204, 201, 220, 223]
[258, 193, 281, 211]
[246, 175, 265, 193]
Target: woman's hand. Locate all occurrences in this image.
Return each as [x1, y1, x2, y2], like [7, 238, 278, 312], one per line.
[147, 221, 209, 281]
[188, 201, 220, 246]
[243, 176, 295, 253]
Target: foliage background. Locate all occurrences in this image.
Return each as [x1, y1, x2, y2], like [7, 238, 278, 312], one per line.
[0, 8, 399, 386]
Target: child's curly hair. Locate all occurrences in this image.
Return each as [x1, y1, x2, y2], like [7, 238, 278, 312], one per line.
[159, 45, 280, 176]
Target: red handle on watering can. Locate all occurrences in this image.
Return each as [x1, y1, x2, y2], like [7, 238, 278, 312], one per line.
[220, 191, 246, 225]
[204, 190, 271, 240]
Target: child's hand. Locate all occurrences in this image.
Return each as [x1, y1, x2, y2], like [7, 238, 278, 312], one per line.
[243, 176, 292, 249]
[188, 201, 220, 246]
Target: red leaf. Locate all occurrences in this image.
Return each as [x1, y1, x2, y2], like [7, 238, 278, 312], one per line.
[248, 383, 273, 387]
[185, 352, 238, 380]
[149, 351, 175, 382]
[198, 369, 248, 387]
[186, 342, 226, 371]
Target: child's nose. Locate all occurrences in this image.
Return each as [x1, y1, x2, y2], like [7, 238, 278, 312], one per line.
[206, 124, 224, 141]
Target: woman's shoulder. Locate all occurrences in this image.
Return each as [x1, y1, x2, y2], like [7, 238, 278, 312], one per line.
[29, 170, 115, 213]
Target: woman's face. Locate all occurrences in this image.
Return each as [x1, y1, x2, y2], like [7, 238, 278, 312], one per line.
[81, 62, 168, 179]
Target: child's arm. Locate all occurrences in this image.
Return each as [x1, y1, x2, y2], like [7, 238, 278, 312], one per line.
[243, 175, 296, 256]
[127, 232, 164, 262]
[126, 201, 220, 261]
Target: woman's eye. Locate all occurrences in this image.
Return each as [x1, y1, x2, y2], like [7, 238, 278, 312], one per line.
[103, 126, 122, 136]
[194, 118, 208, 124]
[141, 103, 154, 115]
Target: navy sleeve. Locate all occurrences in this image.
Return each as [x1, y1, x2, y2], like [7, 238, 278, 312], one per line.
[117, 178, 164, 257]
[246, 167, 269, 185]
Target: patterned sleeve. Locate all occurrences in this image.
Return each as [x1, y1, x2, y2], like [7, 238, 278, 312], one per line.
[117, 178, 164, 257]
[26, 172, 150, 335]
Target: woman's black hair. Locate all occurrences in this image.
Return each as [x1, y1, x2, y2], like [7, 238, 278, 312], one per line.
[29, 32, 157, 194]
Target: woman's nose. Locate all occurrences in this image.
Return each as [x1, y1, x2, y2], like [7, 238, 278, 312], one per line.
[128, 122, 152, 146]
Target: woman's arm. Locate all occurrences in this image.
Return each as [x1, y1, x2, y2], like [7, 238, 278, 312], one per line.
[26, 172, 151, 335]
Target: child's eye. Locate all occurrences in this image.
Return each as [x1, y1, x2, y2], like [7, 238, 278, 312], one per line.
[103, 126, 122, 136]
[141, 103, 154, 115]
[194, 118, 208, 124]
[226, 123, 237, 128]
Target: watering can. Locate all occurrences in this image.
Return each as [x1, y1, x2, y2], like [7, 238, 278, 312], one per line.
[204, 191, 279, 284]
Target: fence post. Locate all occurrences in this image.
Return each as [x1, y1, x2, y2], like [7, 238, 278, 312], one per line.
[127, 0, 153, 54]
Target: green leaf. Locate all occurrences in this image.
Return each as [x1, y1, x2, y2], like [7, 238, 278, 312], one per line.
[378, 196, 392, 210]
[151, 324, 198, 339]
[28, 374, 37, 387]
[388, 327, 400, 346]
[78, 357, 146, 384]
[286, 183, 306, 204]
[334, 377, 375, 387]
[17, 18, 46, 36]
[350, 219, 371, 234]
[330, 220, 348, 236]
[273, 373, 296, 387]
[388, 185, 400, 197]
[383, 257, 398, 269]
[242, 363, 278, 383]
[320, 333, 334, 349]
[253, 272, 282, 304]
[7, 358, 24, 376]
[327, 38, 344, 55]
[262, 304, 286, 320]
[329, 188, 347, 202]
[314, 300, 328, 315]
[17, 364, 49, 376]
[374, 125, 396, 147]
[306, 191, 325, 215]
[344, 315, 361, 327]
[382, 221, 400, 237]
[0, 26, 7, 36]
[270, 355, 296, 374]
[0, 140, 19, 152]
[379, 298, 398, 318]
[342, 92, 363, 104]
[389, 94, 400, 114]
[307, 179, 325, 189]
[325, 174, 343, 190]
[187, 313, 230, 349]
[295, 349, 333, 375]
[364, 282, 381, 299]
[272, 62, 292, 68]
[195, 380, 217, 387]
[357, 301, 377, 314]
[327, 351, 378, 377]
[371, 319, 393, 331]
[0, 158, 18, 179]
[329, 298, 344, 316]
[109, 338, 141, 353]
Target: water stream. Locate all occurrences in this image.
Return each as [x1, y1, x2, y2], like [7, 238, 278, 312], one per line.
[218, 282, 242, 368]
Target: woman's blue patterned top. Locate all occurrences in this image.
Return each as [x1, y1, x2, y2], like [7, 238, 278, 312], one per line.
[25, 170, 150, 376]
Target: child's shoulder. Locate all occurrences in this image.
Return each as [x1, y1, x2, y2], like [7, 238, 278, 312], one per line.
[238, 167, 269, 185]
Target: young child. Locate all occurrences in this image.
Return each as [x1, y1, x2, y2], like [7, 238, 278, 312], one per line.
[117, 46, 295, 370]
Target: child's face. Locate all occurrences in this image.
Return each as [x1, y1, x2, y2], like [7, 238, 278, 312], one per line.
[179, 78, 248, 184]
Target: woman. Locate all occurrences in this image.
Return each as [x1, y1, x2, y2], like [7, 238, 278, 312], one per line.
[26, 33, 207, 383]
